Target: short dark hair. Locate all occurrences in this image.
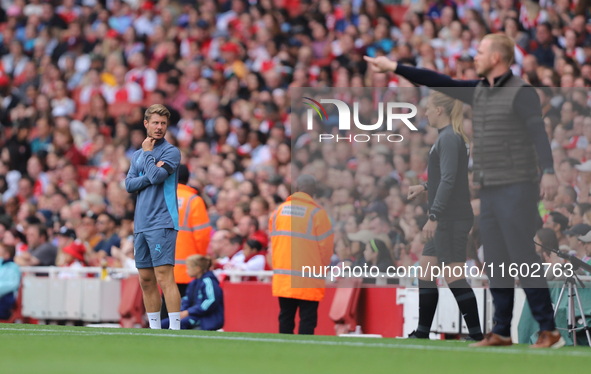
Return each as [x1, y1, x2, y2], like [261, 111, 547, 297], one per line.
[561, 158, 580, 169]
[166, 76, 180, 87]
[54, 189, 69, 202]
[25, 216, 42, 225]
[415, 215, 428, 231]
[558, 203, 574, 215]
[31, 224, 48, 241]
[20, 174, 34, 185]
[372, 215, 391, 227]
[249, 215, 259, 231]
[99, 212, 116, 224]
[577, 203, 591, 216]
[537, 21, 552, 33]
[246, 239, 262, 252]
[536, 228, 558, 252]
[178, 164, 189, 185]
[549, 211, 569, 232]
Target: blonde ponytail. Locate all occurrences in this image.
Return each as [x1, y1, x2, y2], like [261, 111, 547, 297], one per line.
[186, 254, 213, 272]
[430, 91, 469, 143]
[450, 99, 468, 143]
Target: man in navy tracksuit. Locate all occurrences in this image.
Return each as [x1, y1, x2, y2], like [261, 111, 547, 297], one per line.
[125, 104, 182, 330]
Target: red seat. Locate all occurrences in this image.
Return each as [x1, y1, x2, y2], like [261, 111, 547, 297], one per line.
[119, 275, 146, 328]
[329, 277, 362, 335]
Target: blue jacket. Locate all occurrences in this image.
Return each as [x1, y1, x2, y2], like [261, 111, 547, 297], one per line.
[0, 258, 21, 319]
[182, 271, 224, 330]
[125, 138, 181, 233]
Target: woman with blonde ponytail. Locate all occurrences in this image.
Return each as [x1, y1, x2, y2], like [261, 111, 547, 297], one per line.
[161, 254, 224, 330]
[406, 91, 483, 341]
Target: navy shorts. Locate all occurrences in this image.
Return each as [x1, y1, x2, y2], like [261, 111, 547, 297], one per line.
[134, 228, 177, 269]
[422, 218, 473, 264]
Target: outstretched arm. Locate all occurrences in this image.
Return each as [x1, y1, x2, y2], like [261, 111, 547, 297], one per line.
[364, 56, 478, 104]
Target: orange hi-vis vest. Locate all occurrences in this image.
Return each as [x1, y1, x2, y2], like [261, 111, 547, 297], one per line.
[175, 184, 211, 284]
[270, 192, 334, 302]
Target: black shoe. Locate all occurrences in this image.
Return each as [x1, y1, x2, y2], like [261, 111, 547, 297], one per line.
[408, 330, 429, 339]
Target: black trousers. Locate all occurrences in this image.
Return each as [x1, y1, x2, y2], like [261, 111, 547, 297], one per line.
[278, 297, 319, 335]
[479, 182, 555, 336]
[160, 283, 189, 320]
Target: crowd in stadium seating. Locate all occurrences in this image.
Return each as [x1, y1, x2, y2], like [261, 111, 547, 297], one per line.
[2, 0, 591, 319]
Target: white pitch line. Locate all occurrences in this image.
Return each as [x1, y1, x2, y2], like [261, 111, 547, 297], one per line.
[1, 327, 590, 357]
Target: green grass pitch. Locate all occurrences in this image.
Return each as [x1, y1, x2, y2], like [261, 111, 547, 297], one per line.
[1, 324, 590, 373]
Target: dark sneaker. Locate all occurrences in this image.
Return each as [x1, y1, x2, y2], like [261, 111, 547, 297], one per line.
[407, 330, 429, 339]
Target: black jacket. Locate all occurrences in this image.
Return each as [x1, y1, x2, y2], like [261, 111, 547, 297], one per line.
[428, 124, 473, 221]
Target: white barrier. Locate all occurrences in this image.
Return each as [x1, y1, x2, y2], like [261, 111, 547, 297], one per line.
[19, 267, 137, 322]
[18, 266, 139, 277]
[223, 270, 273, 283]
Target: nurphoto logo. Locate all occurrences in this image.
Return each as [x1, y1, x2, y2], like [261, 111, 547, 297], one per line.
[301, 91, 419, 143]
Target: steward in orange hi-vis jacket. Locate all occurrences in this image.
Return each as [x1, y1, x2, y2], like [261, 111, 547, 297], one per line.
[174, 166, 211, 293]
[270, 174, 333, 335]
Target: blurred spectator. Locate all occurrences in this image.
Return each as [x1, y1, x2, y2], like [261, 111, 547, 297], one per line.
[111, 235, 136, 269]
[577, 231, 591, 273]
[532, 22, 556, 68]
[93, 212, 120, 256]
[207, 229, 230, 259]
[227, 238, 268, 271]
[15, 224, 56, 266]
[543, 211, 569, 246]
[77, 211, 103, 255]
[363, 238, 394, 273]
[571, 203, 591, 226]
[57, 240, 87, 279]
[534, 228, 565, 281]
[55, 225, 76, 266]
[0, 242, 20, 320]
[563, 223, 591, 259]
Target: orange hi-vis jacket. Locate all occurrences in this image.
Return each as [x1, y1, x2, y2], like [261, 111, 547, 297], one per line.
[270, 192, 334, 302]
[175, 184, 212, 284]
